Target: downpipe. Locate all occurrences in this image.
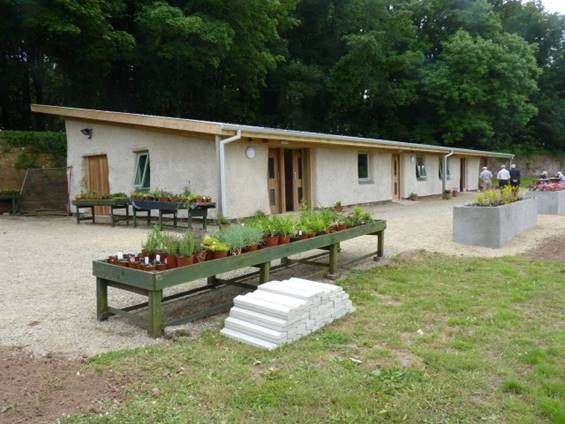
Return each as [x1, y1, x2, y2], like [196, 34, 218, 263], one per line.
[218, 130, 242, 218]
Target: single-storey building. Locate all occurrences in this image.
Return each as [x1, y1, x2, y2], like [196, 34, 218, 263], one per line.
[32, 104, 513, 219]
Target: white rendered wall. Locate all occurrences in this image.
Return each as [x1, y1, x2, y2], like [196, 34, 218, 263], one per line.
[465, 157, 480, 191]
[66, 119, 218, 213]
[311, 147, 392, 208]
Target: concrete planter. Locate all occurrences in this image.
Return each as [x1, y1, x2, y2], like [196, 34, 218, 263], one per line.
[453, 198, 537, 248]
[525, 190, 565, 215]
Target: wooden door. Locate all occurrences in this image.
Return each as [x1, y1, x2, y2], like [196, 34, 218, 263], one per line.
[292, 149, 304, 210]
[267, 149, 281, 214]
[460, 158, 466, 192]
[85, 155, 110, 215]
[392, 154, 401, 200]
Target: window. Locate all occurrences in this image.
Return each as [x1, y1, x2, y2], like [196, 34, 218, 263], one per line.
[358, 152, 371, 182]
[134, 151, 150, 190]
[438, 157, 451, 180]
[416, 156, 427, 181]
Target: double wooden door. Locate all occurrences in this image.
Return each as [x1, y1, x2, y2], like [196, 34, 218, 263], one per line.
[392, 153, 401, 200]
[85, 155, 110, 215]
[268, 148, 308, 214]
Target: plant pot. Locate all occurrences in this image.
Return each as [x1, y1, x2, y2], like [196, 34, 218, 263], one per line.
[213, 251, 228, 260]
[452, 191, 458, 197]
[156, 263, 167, 271]
[279, 235, 291, 244]
[206, 251, 214, 261]
[264, 235, 280, 247]
[335, 207, 344, 212]
[230, 247, 242, 256]
[144, 264, 155, 271]
[195, 250, 207, 263]
[177, 256, 194, 267]
[336, 223, 347, 231]
[306, 232, 315, 239]
[118, 260, 129, 268]
[164, 255, 178, 269]
[243, 245, 258, 253]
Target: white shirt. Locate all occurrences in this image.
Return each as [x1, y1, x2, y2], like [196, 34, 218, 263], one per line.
[497, 169, 510, 180]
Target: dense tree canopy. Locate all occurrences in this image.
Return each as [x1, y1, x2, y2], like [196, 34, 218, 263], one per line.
[1, 0, 563, 153]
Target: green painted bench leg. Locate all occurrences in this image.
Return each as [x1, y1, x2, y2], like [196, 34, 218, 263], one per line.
[203, 210, 208, 231]
[133, 208, 137, 227]
[159, 211, 163, 230]
[111, 206, 115, 227]
[207, 276, 218, 286]
[377, 230, 384, 258]
[91, 206, 95, 224]
[148, 290, 163, 338]
[126, 206, 130, 226]
[328, 242, 339, 278]
[76, 207, 80, 224]
[147, 209, 151, 226]
[173, 211, 177, 227]
[259, 261, 271, 283]
[96, 278, 109, 321]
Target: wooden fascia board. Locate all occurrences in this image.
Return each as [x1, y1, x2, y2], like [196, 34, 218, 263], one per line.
[31, 104, 223, 135]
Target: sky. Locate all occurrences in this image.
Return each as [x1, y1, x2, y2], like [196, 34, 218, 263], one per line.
[543, 0, 565, 14]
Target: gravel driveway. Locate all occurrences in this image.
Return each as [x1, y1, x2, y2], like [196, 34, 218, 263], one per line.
[2, 193, 564, 357]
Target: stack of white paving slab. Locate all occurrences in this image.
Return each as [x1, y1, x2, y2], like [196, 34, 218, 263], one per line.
[220, 277, 354, 350]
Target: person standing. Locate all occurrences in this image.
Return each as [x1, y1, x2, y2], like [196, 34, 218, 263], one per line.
[479, 166, 493, 191]
[497, 165, 510, 189]
[509, 164, 521, 191]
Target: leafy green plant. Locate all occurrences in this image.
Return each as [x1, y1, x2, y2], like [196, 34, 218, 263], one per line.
[143, 226, 164, 254]
[201, 236, 230, 253]
[216, 214, 230, 225]
[242, 225, 264, 246]
[216, 225, 248, 249]
[0, 188, 19, 195]
[162, 233, 179, 256]
[271, 215, 296, 236]
[178, 232, 195, 257]
[473, 186, 521, 207]
[350, 206, 373, 225]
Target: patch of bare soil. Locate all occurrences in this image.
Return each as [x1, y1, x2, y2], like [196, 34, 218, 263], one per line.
[0, 346, 127, 424]
[524, 234, 565, 262]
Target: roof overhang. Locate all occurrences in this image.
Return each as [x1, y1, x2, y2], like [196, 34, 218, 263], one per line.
[31, 104, 514, 159]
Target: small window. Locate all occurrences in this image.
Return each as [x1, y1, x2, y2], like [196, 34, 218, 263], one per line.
[438, 157, 451, 180]
[416, 156, 427, 181]
[358, 152, 370, 182]
[134, 151, 150, 190]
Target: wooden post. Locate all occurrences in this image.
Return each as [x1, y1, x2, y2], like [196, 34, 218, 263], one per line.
[96, 278, 109, 321]
[148, 290, 163, 338]
[377, 230, 384, 258]
[259, 261, 271, 283]
[328, 242, 338, 277]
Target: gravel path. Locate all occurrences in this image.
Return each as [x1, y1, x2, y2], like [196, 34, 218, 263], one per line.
[2, 193, 564, 357]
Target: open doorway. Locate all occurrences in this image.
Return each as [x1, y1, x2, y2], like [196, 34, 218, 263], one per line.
[267, 148, 309, 213]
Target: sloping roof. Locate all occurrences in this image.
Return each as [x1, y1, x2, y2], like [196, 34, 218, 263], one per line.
[31, 104, 514, 158]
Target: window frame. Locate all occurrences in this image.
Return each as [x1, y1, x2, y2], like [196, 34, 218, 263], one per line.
[416, 156, 427, 181]
[357, 151, 372, 184]
[134, 151, 150, 191]
[438, 157, 451, 180]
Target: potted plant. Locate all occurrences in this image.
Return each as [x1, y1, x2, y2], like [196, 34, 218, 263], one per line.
[350, 206, 373, 226]
[216, 225, 247, 255]
[177, 232, 195, 267]
[452, 190, 458, 197]
[335, 214, 348, 231]
[273, 216, 295, 244]
[201, 236, 231, 259]
[408, 192, 418, 201]
[242, 226, 264, 252]
[443, 189, 451, 200]
[162, 234, 179, 269]
[260, 218, 279, 246]
[333, 200, 344, 212]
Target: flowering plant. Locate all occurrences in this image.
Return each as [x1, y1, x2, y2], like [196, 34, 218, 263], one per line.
[531, 182, 565, 192]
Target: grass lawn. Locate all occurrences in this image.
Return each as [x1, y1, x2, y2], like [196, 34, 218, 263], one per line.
[67, 254, 564, 423]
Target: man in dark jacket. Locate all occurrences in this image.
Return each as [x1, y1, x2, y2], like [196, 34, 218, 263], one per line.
[510, 164, 521, 192]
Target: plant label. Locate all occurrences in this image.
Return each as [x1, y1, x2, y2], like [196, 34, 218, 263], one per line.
[156, 254, 161, 263]
[144, 257, 149, 265]
[117, 251, 124, 260]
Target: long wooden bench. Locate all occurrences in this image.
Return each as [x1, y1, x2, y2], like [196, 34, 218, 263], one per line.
[93, 220, 386, 337]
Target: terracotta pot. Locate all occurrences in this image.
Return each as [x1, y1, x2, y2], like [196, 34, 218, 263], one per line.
[264, 235, 280, 247]
[219, 223, 230, 230]
[213, 251, 228, 259]
[164, 255, 178, 269]
[118, 260, 129, 268]
[195, 250, 208, 263]
[206, 251, 214, 261]
[336, 223, 347, 231]
[279, 235, 291, 244]
[297, 234, 308, 241]
[335, 206, 344, 212]
[306, 232, 315, 239]
[177, 256, 194, 267]
[230, 247, 242, 256]
[144, 265, 155, 271]
[324, 228, 333, 234]
[243, 245, 258, 253]
[156, 263, 167, 271]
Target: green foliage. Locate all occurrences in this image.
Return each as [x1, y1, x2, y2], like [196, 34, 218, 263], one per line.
[201, 236, 230, 253]
[0, 188, 18, 195]
[162, 233, 179, 256]
[0, 131, 66, 168]
[215, 224, 250, 250]
[178, 232, 195, 257]
[142, 226, 164, 255]
[473, 186, 522, 207]
[270, 215, 296, 236]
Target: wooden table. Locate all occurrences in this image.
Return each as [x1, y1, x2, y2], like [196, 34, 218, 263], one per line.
[130, 200, 215, 230]
[93, 220, 386, 337]
[72, 199, 129, 226]
[0, 192, 18, 215]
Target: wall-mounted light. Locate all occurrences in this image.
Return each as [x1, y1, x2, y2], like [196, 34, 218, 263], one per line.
[245, 146, 256, 159]
[80, 128, 93, 139]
